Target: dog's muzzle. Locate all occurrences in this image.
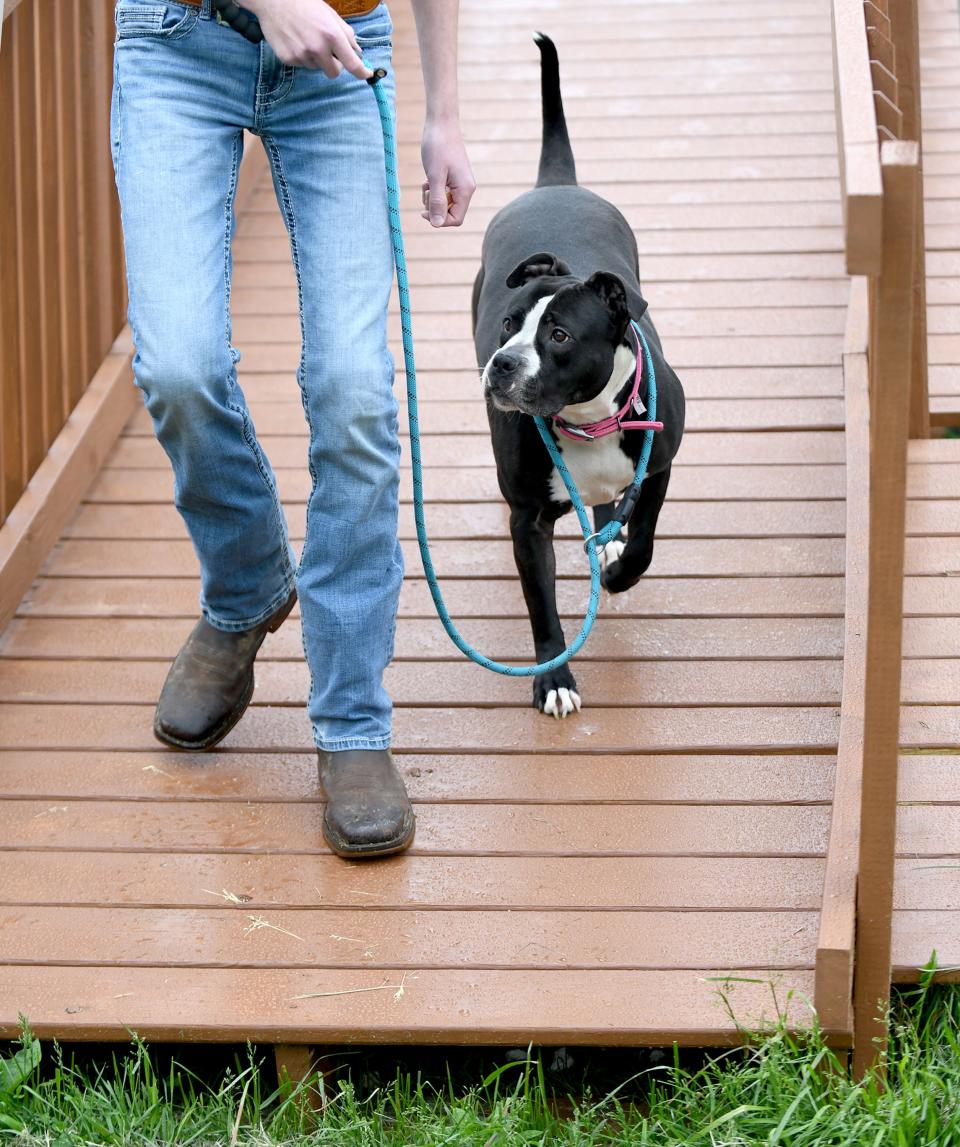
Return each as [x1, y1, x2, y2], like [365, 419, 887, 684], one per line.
[483, 350, 554, 416]
[483, 351, 519, 408]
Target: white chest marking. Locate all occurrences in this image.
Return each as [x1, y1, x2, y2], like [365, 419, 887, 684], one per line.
[548, 434, 636, 506]
[547, 344, 638, 506]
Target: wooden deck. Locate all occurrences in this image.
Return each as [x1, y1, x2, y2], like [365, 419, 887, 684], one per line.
[0, 0, 958, 1049]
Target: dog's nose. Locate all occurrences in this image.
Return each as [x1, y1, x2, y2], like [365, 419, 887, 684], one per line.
[492, 350, 521, 376]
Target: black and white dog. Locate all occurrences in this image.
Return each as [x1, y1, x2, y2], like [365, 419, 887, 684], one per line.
[473, 33, 685, 718]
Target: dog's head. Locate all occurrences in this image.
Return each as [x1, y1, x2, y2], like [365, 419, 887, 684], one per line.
[482, 252, 643, 418]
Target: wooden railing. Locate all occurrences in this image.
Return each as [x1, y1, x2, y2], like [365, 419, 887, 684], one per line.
[0, 1, 266, 634]
[0, 0, 141, 632]
[0, 0, 127, 523]
[817, 0, 927, 1074]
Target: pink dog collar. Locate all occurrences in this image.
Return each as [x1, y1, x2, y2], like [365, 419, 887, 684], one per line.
[551, 325, 665, 442]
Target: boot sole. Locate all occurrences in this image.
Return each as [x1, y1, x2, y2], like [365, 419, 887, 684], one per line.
[153, 589, 297, 752]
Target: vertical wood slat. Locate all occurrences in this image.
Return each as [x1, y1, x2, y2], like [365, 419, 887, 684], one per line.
[852, 141, 919, 1081]
[78, 4, 105, 388]
[105, 1, 126, 339]
[12, 4, 44, 487]
[54, 0, 84, 418]
[33, 1, 65, 451]
[70, 0, 92, 391]
[89, 0, 117, 361]
[0, 5, 22, 521]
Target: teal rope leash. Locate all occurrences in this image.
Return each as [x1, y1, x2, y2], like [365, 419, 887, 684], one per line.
[368, 71, 657, 677]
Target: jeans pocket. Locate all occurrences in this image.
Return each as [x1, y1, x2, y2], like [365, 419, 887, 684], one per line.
[115, 1, 200, 40]
[350, 4, 392, 50]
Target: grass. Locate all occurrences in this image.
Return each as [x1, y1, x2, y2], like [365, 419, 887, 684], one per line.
[3, 979, 960, 1145]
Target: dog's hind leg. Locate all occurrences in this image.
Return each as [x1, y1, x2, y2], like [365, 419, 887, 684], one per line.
[602, 464, 672, 594]
[510, 506, 581, 718]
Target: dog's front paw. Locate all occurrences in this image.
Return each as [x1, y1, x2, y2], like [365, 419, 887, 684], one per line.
[602, 554, 642, 595]
[603, 542, 655, 595]
[533, 668, 582, 719]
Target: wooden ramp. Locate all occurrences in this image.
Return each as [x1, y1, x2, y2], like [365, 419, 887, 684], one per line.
[0, 0, 953, 1052]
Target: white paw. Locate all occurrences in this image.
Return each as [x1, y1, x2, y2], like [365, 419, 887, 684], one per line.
[542, 687, 582, 719]
[602, 539, 625, 569]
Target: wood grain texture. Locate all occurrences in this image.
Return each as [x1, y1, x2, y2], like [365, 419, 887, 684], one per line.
[0, 965, 822, 1046]
[0, 906, 818, 971]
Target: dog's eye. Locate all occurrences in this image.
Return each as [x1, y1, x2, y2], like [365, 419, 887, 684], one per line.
[502, 317, 513, 333]
[551, 328, 570, 344]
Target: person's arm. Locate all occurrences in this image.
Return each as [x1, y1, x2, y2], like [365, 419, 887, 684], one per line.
[242, 0, 373, 78]
[410, 0, 476, 227]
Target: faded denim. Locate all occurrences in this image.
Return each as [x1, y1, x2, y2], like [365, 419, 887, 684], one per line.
[111, 0, 402, 751]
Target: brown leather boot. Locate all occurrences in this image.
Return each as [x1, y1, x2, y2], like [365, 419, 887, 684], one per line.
[318, 749, 415, 858]
[154, 589, 297, 750]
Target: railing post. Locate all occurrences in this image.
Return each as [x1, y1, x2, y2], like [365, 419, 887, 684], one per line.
[887, 0, 928, 437]
[852, 140, 919, 1079]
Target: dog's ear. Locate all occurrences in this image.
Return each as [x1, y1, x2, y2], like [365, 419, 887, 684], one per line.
[506, 252, 572, 288]
[585, 272, 632, 337]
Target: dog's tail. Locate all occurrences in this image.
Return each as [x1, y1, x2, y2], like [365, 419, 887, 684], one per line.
[534, 32, 577, 187]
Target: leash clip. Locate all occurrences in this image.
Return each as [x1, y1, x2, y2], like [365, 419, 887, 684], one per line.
[583, 531, 609, 556]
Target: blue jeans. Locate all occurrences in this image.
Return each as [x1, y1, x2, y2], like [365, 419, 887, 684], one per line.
[110, 0, 402, 751]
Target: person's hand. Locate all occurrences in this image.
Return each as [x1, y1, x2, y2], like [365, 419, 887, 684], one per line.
[244, 0, 373, 79]
[420, 118, 476, 227]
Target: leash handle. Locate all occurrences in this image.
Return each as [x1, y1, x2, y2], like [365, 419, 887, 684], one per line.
[369, 71, 656, 677]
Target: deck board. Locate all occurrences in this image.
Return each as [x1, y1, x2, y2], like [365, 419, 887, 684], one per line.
[7, 0, 958, 1045]
[0, 966, 815, 1046]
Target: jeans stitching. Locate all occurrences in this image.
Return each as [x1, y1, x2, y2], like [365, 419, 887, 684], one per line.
[262, 65, 295, 107]
[261, 136, 317, 569]
[115, 5, 199, 39]
[111, 54, 123, 183]
[262, 132, 322, 725]
[223, 130, 241, 348]
[221, 129, 295, 594]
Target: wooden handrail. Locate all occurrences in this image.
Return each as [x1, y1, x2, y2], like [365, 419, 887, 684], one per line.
[831, 0, 928, 433]
[832, 0, 883, 275]
[817, 155, 920, 1069]
[852, 139, 918, 1079]
[814, 279, 870, 1038]
[821, 0, 928, 1070]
